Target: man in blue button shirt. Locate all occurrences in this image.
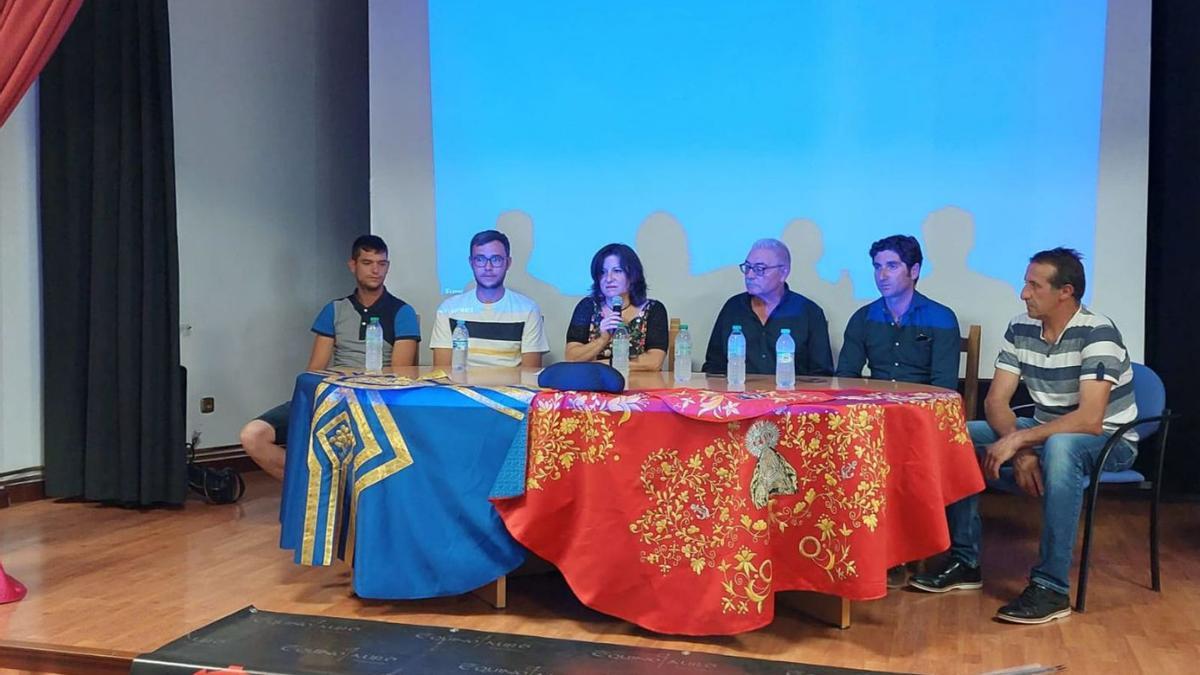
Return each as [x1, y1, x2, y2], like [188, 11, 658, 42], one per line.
[837, 234, 961, 390]
[703, 238, 833, 376]
[836, 234, 961, 588]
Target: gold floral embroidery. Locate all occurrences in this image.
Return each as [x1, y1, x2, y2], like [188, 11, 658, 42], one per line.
[532, 388, 970, 621]
[799, 532, 855, 580]
[628, 432, 750, 576]
[902, 393, 971, 445]
[628, 404, 887, 591]
[718, 547, 773, 614]
[833, 390, 969, 446]
[766, 405, 888, 580]
[525, 391, 643, 490]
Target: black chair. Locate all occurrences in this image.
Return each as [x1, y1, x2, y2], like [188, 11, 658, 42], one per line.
[1008, 363, 1176, 612]
[1076, 363, 1176, 611]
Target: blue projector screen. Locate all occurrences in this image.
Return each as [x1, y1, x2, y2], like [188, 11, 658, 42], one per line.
[427, 1, 1106, 299]
[370, 0, 1148, 366]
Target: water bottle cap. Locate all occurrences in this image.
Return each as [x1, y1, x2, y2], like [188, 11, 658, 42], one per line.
[679, 324, 688, 330]
[369, 317, 380, 324]
[780, 328, 791, 334]
[732, 324, 742, 332]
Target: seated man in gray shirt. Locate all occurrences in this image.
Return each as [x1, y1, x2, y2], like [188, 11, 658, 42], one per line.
[239, 235, 420, 480]
[909, 248, 1138, 625]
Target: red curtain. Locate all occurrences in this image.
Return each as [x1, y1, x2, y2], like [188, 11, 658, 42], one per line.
[0, 0, 83, 604]
[0, 0, 84, 128]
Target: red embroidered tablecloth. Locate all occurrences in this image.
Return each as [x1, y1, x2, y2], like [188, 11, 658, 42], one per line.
[493, 387, 984, 635]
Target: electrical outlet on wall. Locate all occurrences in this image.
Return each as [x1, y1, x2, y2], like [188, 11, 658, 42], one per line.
[200, 397, 215, 414]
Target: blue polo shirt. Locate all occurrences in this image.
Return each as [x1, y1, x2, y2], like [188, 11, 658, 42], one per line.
[311, 289, 420, 368]
[836, 291, 960, 390]
[702, 286, 834, 376]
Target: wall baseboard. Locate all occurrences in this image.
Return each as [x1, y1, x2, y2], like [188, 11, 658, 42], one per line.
[0, 448, 262, 509]
[0, 466, 45, 508]
[0, 480, 44, 508]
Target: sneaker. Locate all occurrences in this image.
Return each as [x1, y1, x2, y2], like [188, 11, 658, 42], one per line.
[996, 583, 1071, 624]
[887, 564, 909, 589]
[908, 559, 982, 593]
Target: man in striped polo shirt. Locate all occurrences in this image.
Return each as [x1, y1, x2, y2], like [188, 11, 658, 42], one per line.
[910, 248, 1138, 625]
[431, 230, 549, 368]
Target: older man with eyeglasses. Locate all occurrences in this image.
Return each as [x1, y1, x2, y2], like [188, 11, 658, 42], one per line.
[702, 238, 833, 377]
[430, 229, 549, 368]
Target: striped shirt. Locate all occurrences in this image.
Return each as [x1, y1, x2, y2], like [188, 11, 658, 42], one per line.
[996, 307, 1138, 441]
[429, 288, 549, 368]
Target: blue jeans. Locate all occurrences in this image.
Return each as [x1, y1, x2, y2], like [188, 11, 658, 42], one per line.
[945, 418, 1137, 595]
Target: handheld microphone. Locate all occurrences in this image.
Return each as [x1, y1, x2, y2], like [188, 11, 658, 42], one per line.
[608, 295, 623, 334]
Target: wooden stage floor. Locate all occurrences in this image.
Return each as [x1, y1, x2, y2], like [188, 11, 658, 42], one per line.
[1, 472, 1198, 674]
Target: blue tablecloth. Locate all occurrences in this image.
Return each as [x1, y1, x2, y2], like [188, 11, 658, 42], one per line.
[278, 371, 535, 599]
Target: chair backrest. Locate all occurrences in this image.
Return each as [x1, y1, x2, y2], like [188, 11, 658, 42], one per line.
[1130, 363, 1167, 439]
[960, 324, 982, 420]
[412, 313, 422, 366]
[666, 317, 681, 371]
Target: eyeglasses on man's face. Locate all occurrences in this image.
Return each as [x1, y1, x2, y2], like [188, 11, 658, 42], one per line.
[739, 262, 785, 276]
[470, 254, 508, 268]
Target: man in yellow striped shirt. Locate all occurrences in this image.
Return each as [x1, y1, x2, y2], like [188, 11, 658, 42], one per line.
[431, 230, 549, 368]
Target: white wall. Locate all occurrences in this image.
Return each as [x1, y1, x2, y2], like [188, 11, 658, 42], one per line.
[1091, 0, 1152, 361]
[368, 0, 440, 355]
[0, 1, 370, 474]
[0, 89, 44, 475]
[171, 0, 368, 448]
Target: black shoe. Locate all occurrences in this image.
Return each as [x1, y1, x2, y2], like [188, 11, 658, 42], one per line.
[996, 583, 1071, 624]
[887, 564, 909, 589]
[908, 559, 982, 593]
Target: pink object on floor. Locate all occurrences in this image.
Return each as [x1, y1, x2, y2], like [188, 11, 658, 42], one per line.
[0, 561, 27, 604]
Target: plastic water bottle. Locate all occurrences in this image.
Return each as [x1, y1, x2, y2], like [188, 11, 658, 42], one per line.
[451, 321, 469, 371]
[673, 324, 692, 383]
[365, 317, 383, 373]
[727, 325, 746, 386]
[611, 321, 630, 378]
[776, 328, 796, 390]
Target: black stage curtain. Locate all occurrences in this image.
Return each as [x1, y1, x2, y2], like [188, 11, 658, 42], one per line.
[1147, 0, 1200, 495]
[37, 0, 185, 505]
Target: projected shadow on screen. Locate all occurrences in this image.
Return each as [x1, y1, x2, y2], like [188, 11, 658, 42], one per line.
[919, 206, 1020, 372]
[496, 210, 583, 359]
[779, 218, 857, 353]
[634, 212, 742, 362]
[632, 213, 859, 363]
[469, 209, 742, 367]
[494, 211, 865, 367]
[479, 204, 1018, 373]
[482, 210, 736, 367]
